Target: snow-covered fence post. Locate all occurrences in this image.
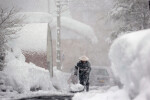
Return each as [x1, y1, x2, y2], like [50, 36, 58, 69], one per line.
[47, 23, 53, 77]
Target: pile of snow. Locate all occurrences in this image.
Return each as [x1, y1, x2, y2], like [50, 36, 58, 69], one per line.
[69, 83, 84, 92]
[0, 71, 18, 98]
[0, 46, 73, 98]
[3, 47, 55, 94]
[109, 29, 150, 100]
[52, 67, 71, 92]
[73, 86, 130, 100]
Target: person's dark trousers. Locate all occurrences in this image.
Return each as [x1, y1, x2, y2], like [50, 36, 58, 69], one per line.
[86, 82, 89, 92]
[80, 77, 90, 92]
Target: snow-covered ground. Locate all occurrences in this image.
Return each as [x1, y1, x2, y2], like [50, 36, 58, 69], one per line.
[9, 90, 73, 100]
[73, 86, 129, 100]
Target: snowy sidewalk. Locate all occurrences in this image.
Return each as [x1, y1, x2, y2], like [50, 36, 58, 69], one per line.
[73, 86, 130, 100]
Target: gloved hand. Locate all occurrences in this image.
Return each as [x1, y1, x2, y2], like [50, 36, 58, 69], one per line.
[74, 71, 77, 76]
[74, 73, 77, 76]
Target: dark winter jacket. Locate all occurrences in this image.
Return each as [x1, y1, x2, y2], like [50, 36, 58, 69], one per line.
[74, 61, 91, 81]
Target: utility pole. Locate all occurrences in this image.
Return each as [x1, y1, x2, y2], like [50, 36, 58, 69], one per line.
[56, 0, 62, 70]
[56, 0, 69, 70]
[47, 0, 54, 78]
[47, 24, 53, 77]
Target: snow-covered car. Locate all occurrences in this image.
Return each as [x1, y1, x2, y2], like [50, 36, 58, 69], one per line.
[89, 66, 115, 86]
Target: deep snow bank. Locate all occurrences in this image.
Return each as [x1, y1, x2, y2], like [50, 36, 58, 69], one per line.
[109, 29, 150, 100]
[1, 47, 72, 96]
[3, 47, 55, 93]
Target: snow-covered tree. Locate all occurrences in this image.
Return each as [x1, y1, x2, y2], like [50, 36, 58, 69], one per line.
[108, 0, 150, 42]
[0, 7, 22, 71]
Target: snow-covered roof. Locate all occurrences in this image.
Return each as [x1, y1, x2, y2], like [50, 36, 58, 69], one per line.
[17, 12, 53, 23]
[12, 12, 98, 51]
[58, 17, 98, 43]
[17, 12, 98, 42]
[11, 23, 48, 52]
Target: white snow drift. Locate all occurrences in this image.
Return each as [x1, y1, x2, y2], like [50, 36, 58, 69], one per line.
[0, 46, 72, 98]
[3, 47, 55, 93]
[109, 29, 150, 100]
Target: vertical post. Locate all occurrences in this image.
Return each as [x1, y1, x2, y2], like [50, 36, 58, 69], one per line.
[47, 24, 53, 77]
[56, 0, 62, 70]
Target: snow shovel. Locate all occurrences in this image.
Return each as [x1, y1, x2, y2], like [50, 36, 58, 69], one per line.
[68, 67, 84, 93]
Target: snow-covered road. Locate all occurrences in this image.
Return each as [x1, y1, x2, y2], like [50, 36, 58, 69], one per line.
[1, 86, 109, 100]
[18, 94, 73, 100]
[73, 86, 130, 100]
[19, 86, 108, 100]
[5, 91, 73, 100]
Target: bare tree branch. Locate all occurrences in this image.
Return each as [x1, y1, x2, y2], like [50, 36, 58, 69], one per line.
[0, 7, 23, 71]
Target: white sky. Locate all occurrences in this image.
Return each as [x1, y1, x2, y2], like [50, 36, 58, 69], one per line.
[0, 0, 54, 12]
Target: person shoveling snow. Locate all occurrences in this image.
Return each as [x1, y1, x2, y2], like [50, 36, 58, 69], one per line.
[68, 56, 91, 92]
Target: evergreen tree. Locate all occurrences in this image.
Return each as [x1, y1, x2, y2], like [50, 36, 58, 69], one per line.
[108, 0, 150, 42]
